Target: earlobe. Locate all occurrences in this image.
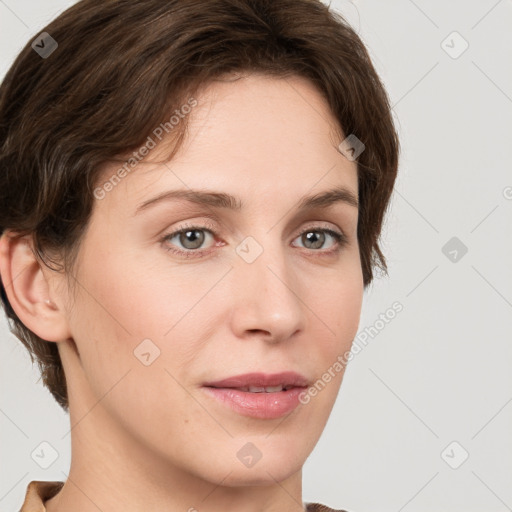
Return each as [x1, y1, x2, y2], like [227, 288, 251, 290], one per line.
[0, 231, 72, 343]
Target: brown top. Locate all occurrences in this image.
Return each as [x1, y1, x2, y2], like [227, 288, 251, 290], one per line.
[18, 480, 348, 512]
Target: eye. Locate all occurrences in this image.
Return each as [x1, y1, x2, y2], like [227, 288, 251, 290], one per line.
[293, 227, 347, 254]
[161, 222, 218, 258]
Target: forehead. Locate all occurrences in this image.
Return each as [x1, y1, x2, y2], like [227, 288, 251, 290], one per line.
[176, 73, 345, 159]
[94, 73, 357, 214]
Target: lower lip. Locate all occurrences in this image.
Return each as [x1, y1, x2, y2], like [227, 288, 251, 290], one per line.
[201, 386, 306, 419]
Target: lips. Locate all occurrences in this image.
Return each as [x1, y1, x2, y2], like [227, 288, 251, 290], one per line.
[201, 371, 310, 419]
[202, 371, 310, 390]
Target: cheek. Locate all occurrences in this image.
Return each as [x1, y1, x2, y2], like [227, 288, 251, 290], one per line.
[293, 259, 363, 397]
[329, 277, 363, 344]
[309, 259, 364, 348]
[68, 251, 215, 389]
[65, 263, 200, 448]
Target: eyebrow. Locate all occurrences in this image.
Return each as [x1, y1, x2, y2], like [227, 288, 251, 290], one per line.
[135, 185, 358, 215]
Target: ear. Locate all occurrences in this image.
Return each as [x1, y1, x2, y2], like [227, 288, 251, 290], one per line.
[0, 230, 72, 343]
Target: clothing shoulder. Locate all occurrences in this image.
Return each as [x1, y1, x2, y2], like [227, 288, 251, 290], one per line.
[19, 481, 348, 512]
[306, 502, 349, 512]
[19, 481, 64, 511]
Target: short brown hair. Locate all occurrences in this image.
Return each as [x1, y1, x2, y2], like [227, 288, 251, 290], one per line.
[0, 0, 400, 411]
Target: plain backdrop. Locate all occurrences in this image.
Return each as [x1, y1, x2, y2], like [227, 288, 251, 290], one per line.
[1, 1, 511, 511]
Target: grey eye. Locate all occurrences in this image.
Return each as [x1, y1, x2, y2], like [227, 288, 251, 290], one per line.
[294, 229, 340, 250]
[166, 228, 214, 251]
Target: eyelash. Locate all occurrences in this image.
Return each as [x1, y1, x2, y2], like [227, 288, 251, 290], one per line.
[160, 221, 348, 259]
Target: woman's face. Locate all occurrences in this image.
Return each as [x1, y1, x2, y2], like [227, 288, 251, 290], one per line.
[59, 73, 364, 486]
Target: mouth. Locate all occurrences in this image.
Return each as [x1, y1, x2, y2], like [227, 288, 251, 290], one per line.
[201, 372, 310, 419]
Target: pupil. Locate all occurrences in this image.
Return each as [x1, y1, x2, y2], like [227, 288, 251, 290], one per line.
[304, 231, 324, 249]
[181, 230, 204, 249]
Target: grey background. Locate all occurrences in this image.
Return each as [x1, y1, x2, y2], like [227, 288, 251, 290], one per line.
[1, 1, 511, 511]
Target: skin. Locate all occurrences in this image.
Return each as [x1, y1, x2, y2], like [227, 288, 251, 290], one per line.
[0, 73, 364, 512]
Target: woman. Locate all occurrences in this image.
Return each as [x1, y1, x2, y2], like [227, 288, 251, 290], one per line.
[0, 0, 399, 510]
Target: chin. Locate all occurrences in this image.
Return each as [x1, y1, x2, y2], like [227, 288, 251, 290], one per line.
[213, 447, 305, 487]
[221, 462, 303, 487]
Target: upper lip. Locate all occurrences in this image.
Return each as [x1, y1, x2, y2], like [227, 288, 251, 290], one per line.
[203, 371, 310, 388]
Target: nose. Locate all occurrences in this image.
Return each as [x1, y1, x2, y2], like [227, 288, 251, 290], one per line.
[228, 237, 306, 344]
